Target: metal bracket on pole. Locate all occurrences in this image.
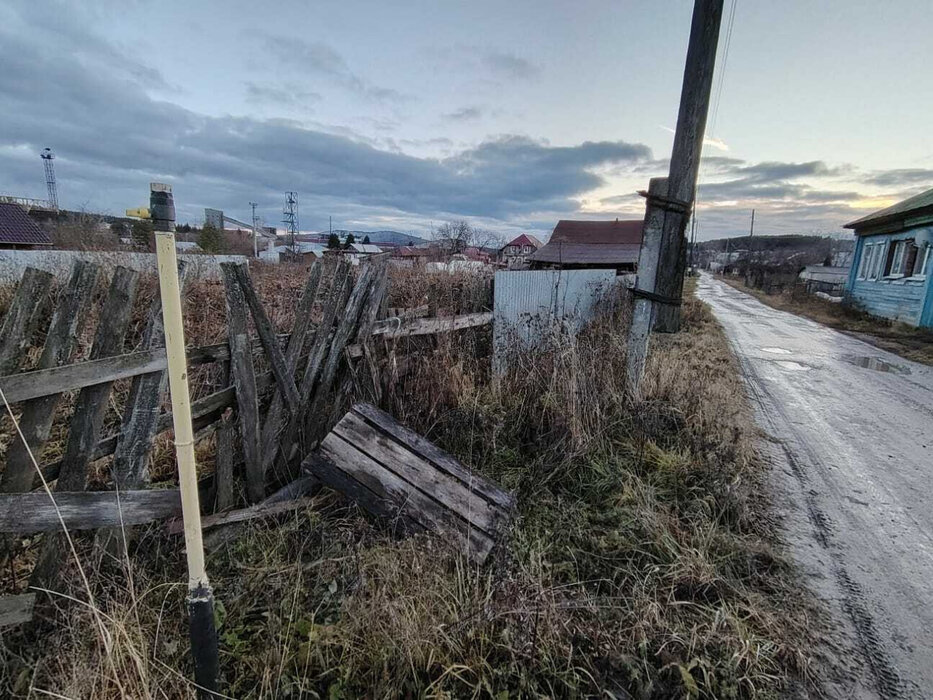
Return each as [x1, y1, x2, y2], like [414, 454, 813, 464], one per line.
[626, 177, 668, 400]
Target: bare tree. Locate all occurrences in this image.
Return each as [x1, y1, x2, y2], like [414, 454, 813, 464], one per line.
[433, 220, 506, 254]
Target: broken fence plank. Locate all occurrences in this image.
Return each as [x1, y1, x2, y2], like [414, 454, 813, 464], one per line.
[229, 262, 301, 413]
[332, 411, 504, 536]
[0, 267, 54, 376]
[221, 264, 263, 503]
[304, 404, 513, 563]
[352, 403, 516, 512]
[213, 411, 236, 512]
[0, 260, 101, 495]
[259, 262, 324, 481]
[0, 593, 36, 629]
[0, 490, 182, 534]
[310, 431, 494, 562]
[168, 475, 318, 535]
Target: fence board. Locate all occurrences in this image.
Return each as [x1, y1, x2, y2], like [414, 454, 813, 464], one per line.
[259, 262, 324, 481]
[227, 262, 302, 413]
[0, 267, 54, 375]
[0, 260, 100, 495]
[222, 265, 263, 502]
[0, 593, 36, 628]
[0, 490, 181, 533]
[32, 267, 140, 587]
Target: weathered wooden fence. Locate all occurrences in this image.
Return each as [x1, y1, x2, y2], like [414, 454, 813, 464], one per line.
[0, 256, 493, 606]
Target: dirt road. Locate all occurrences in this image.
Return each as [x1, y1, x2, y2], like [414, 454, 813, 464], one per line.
[696, 274, 933, 699]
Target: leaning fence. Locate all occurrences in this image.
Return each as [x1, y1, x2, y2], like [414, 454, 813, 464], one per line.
[0, 257, 493, 622]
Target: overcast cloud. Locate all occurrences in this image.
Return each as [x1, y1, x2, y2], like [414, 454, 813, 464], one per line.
[1, 1, 931, 239]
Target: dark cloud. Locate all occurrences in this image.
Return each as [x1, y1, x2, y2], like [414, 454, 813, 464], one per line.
[861, 168, 933, 187]
[442, 106, 484, 122]
[0, 11, 651, 231]
[480, 50, 541, 80]
[259, 34, 406, 102]
[731, 160, 848, 181]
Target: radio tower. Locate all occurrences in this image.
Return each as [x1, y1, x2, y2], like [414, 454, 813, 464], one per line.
[41, 148, 58, 210]
[283, 192, 299, 253]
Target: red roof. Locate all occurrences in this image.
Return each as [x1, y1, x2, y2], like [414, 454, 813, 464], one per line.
[549, 219, 643, 245]
[502, 233, 544, 250]
[0, 204, 52, 246]
[529, 219, 643, 266]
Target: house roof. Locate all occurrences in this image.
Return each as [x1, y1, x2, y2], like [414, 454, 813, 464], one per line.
[502, 233, 544, 250]
[0, 203, 52, 246]
[393, 246, 431, 257]
[549, 219, 643, 244]
[844, 186, 933, 232]
[799, 265, 850, 283]
[349, 243, 382, 254]
[529, 219, 643, 265]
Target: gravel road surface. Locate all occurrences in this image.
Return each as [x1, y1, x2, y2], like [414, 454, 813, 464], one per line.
[696, 273, 933, 699]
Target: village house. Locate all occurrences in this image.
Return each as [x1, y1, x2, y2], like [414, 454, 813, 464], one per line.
[499, 234, 544, 269]
[528, 219, 643, 272]
[0, 203, 53, 250]
[844, 187, 933, 327]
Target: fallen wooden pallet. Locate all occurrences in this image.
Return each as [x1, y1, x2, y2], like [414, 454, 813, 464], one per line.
[303, 403, 514, 563]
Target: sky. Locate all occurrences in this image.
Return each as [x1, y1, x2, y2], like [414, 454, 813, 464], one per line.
[2, 0, 932, 241]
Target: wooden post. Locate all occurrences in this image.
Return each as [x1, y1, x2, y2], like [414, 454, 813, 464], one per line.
[652, 0, 724, 333]
[221, 265, 263, 503]
[626, 177, 668, 399]
[0, 267, 54, 376]
[0, 261, 100, 495]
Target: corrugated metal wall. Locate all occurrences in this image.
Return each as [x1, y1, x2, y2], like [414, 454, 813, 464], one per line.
[493, 269, 622, 373]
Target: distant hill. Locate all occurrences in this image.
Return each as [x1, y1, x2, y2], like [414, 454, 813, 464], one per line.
[317, 229, 429, 246]
[697, 234, 854, 269]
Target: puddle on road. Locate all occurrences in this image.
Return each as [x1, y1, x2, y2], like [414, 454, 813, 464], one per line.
[775, 361, 810, 371]
[761, 347, 792, 355]
[841, 355, 911, 375]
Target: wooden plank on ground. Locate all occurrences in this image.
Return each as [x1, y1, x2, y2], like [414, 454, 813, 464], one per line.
[221, 264, 263, 503]
[0, 490, 181, 533]
[0, 260, 101, 495]
[0, 267, 54, 375]
[303, 403, 514, 563]
[167, 477, 319, 535]
[0, 593, 36, 629]
[352, 403, 516, 511]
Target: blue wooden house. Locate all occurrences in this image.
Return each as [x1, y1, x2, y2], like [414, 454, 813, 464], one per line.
[844, 188, 933, 327]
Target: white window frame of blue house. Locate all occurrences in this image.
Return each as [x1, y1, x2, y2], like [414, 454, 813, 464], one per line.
[885, 240, 909, 278]
[871, 242, 886, 279]
[908, 243, 930, 280]
[857, 244, 872, 279]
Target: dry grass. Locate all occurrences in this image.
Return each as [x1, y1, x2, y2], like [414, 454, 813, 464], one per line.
[0, 278, 815, 699]
[718, 274, 933, 366]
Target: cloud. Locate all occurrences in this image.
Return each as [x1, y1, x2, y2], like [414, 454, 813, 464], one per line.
[0, 10, 652, 231]
[259, 34, 406, 102]
[244, 82, 322, 109]
[860, 168, 933, 187]
[442, 106, 483, 122]
[658, 125, 730, 152]
[480, 50, 540, 80]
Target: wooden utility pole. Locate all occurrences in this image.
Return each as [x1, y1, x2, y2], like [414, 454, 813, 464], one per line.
[652, 0, 724, 333]
[744, 208, 755, 282]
